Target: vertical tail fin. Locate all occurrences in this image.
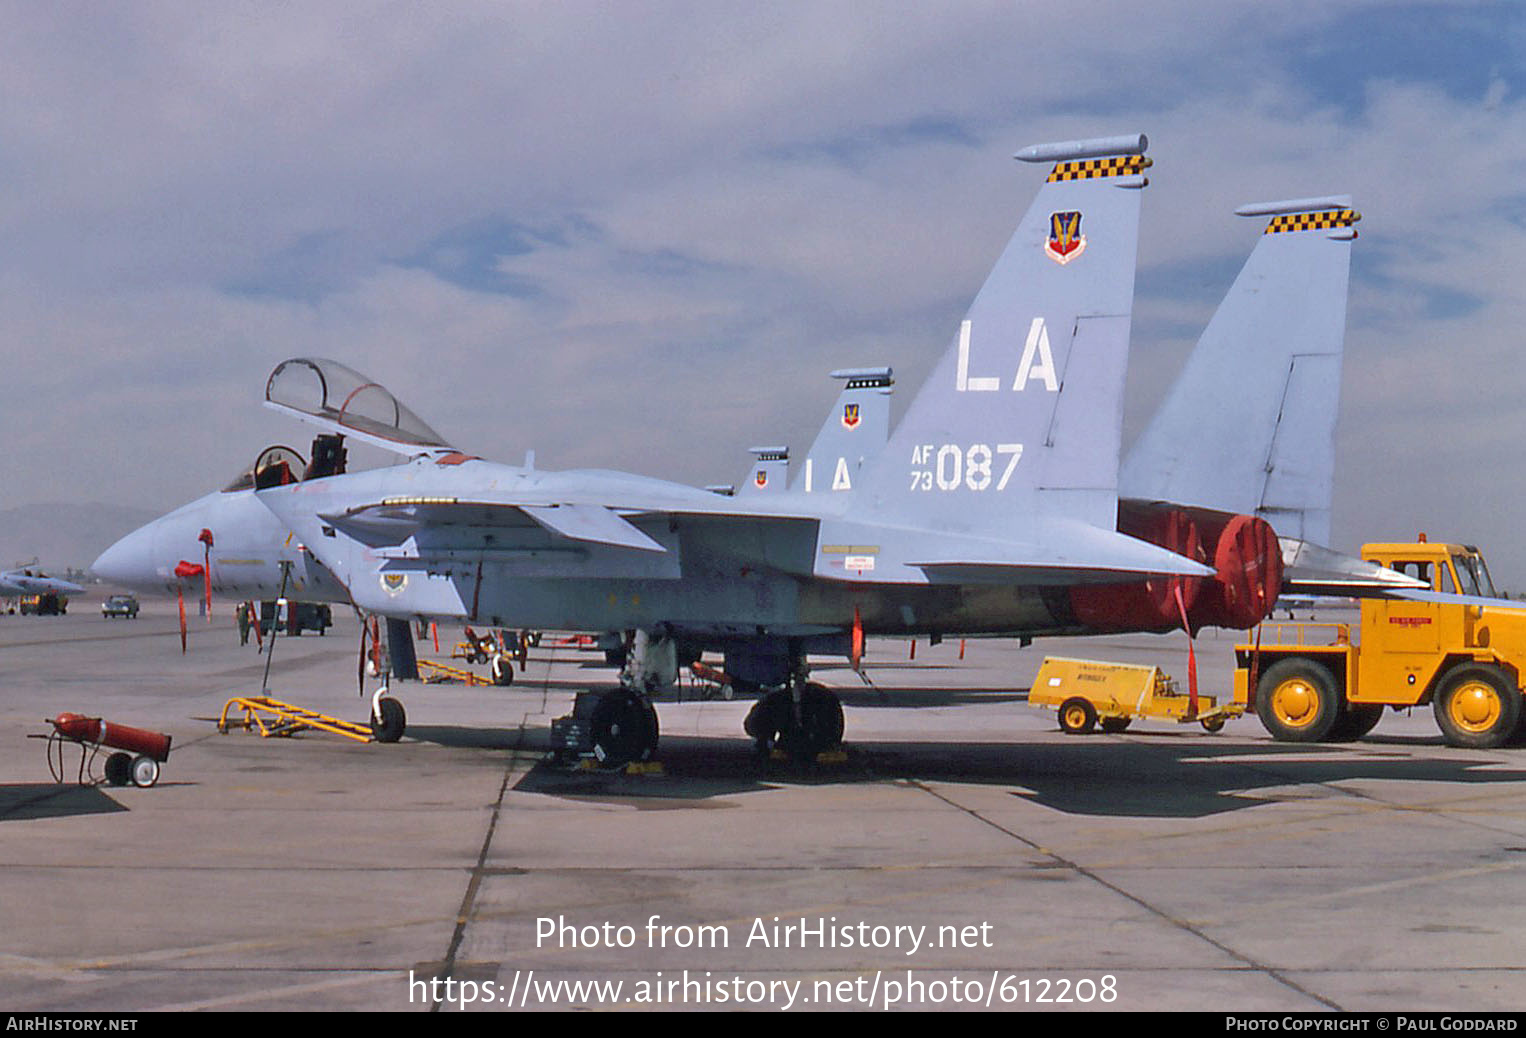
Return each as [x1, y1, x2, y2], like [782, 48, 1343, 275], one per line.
[737, 446, 789, 496]
[850, 134, 1149, 537]
[793, 367, 894, 495]
[1120, 196, 1359, 546]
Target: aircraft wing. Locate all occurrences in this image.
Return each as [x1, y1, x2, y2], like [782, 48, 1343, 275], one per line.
[328, 499, 667, 554]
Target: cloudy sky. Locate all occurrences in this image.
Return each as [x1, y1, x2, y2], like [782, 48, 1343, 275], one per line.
[4, 2, 1525, 582]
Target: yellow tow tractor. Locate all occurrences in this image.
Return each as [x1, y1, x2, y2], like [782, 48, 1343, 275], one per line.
[1030, 656, 1243, 734]
[1234, 538, 1526, 748]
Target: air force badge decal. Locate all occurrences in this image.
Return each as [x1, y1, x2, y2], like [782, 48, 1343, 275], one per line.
[1045, 211, 1086, 265]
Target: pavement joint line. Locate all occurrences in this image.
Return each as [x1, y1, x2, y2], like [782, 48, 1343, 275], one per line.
[430, 703, 538, 1012]
[905, 778, 1345, 1012]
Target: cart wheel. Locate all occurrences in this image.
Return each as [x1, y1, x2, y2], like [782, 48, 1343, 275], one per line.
[130, 755, 161, 788]
[490, 654, 515, 687]
[104, 752, 132, 787]
[1100, 717, 1132, 733]
[1058, 698, 1097, 734]
[1200, 716, 1226, 733]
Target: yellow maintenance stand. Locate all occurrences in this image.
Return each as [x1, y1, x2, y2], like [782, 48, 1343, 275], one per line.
[1030, 657, 1240, 734]
[1235, 538, 1526, 748]
[218, 696, 375, 742]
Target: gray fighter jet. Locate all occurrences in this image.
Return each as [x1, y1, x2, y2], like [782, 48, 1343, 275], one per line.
[0, 567, 85, 601]
[93, 133, 1410, 758]
[243, 133, 1247, 758]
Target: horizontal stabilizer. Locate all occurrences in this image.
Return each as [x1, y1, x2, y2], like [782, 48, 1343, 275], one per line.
[1279, 539, 1428, 597]
[816, 515, 1213, 586]
[1381, 588, 1526, 610]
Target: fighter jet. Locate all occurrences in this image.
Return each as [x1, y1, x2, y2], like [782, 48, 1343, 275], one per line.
[91, 133, 1406, 759]
[735, 367, 894, 497]
[0, 567, 85, 600]
[246, 133, 1286, 758]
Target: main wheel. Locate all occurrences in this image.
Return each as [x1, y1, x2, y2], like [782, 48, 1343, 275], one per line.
[1433, 665, 1521, 749]
[1058, 698, 1097, 734]
[590, 691, 659, 764]
[744, 691, 789, 753]
[1255, 658, 1341, 742]
[788, 683, 844, 756]
[371, 697, 407, 743]
[1327, 703, 1383, 742]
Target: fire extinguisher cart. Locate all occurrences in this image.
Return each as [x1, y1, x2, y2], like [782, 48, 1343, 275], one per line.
[33, 713, 173, 788]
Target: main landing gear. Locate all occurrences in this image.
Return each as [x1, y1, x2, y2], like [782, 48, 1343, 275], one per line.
[744, 680, 845, 761]
[552, 632, 848, 767]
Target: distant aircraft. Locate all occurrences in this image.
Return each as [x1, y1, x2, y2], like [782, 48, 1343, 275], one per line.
[735, 367, 894, 496]
[0, 567, 85, 599]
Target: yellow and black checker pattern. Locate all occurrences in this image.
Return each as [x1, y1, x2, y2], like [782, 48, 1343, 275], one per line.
[1264, 209, 1361, 234]
[1047, 155, 1152, 182]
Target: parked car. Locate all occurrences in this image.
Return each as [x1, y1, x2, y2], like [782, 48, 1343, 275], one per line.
[258, 599, 332, 636]
[101, 593, 140, 619]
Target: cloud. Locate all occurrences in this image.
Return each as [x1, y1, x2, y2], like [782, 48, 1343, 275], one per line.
[5, 1, 1526, 581]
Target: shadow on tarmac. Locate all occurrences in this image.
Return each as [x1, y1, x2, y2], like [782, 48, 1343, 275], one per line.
[0, 783, 129, 822]
[471, 728, 1526, 820]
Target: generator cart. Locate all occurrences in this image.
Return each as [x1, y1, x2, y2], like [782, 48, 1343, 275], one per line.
[1031, 656, 1242, 734]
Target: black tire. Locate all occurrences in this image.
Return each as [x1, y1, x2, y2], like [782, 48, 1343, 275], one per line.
[785, 683, 844, 757]
[1058, 698, 1097, 734]
[104, 752, 132, 787]
[1255, 658, 1341, 742]
[1433, 665, 1522, 749]
[491, 654, 515, 687]
[744, 691, 790, 753]
[1200, 716, 1226, 733]
[590, 691, 658, 765]
[371, 697, 407, 743]
[1100, 716, 1132, 733]
[1327, 703, 1383, 743]
[130, 755, 160, 788]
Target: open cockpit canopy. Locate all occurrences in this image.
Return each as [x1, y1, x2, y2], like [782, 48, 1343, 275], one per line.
[265, 358, 451, 453]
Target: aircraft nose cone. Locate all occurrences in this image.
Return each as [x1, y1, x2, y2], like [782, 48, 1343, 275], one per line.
[92, 524, 161, 589]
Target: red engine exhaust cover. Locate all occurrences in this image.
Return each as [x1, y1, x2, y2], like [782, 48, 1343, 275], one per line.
[1070, 504, 1283, 634]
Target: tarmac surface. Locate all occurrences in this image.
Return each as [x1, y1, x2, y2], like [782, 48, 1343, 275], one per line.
[2, 594, 1525, 1013]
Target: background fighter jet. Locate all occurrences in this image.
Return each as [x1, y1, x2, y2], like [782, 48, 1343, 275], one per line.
[0, 567, 84, 599]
